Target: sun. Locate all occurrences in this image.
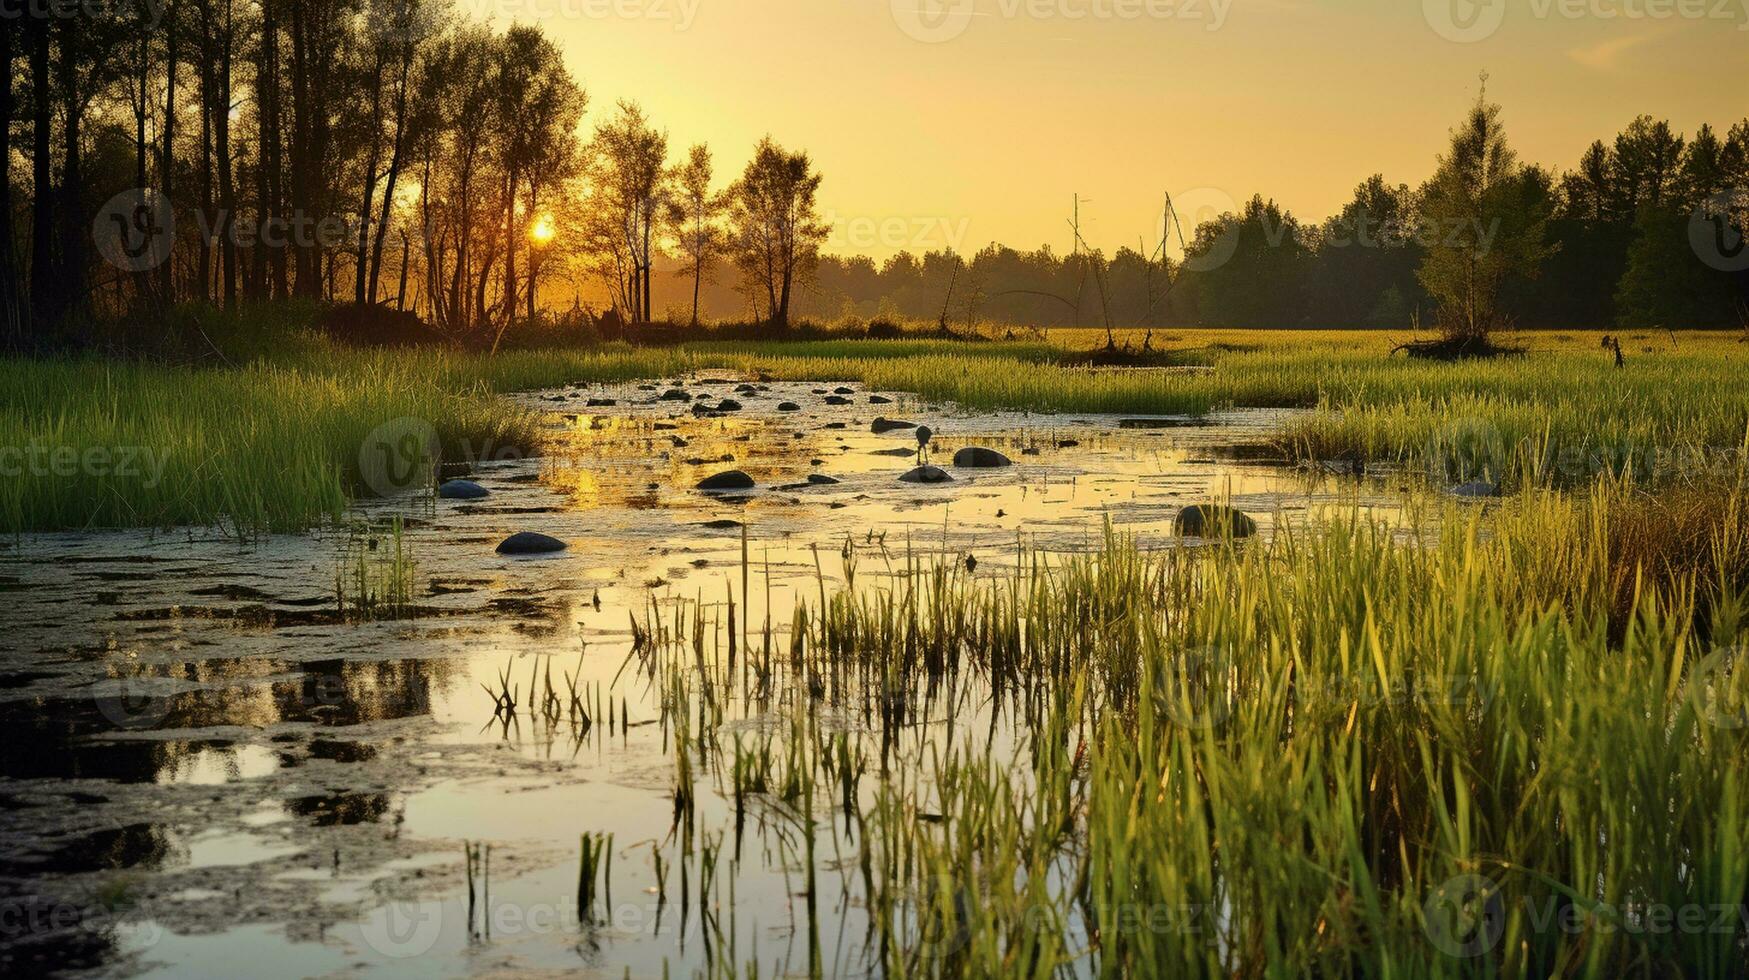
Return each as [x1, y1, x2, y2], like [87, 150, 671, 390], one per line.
[529, 214, 557, 246]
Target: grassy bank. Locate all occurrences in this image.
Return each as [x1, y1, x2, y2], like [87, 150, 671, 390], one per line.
[4, 324, 1748, 531]
[731, 482, 1749, 976]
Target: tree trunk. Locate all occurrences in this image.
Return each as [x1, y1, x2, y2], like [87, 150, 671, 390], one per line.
[502, 170, 518, 326]
[353, 48, 383, 306]
[132, 32, 150, 305]
[259, 0, 285, 298]
[29, 14, 57, 333]
[689, 212, 702, 327]
[215, 0, 237, 311]
[160, 0, 178, 303]
[396, 229, 409, 312]
[57, 18, 88, 326]
[196, 0, 213, 304]
[367, 41, 412, 306]
[288, 0, 316, 297]
[640, 206, 652, 324]
[0, 21, 23, 349]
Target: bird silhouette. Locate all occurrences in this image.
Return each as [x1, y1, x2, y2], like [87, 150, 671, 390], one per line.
[915, 425, 934, 465]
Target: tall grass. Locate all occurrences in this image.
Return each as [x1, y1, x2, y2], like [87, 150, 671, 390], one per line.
[0, 355, 531, 532]
[788, 482, 1749, 976]
[6, 327, 1748, 531]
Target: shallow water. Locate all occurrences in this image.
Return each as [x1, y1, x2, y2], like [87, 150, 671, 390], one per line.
[0, 376, 1402, 977]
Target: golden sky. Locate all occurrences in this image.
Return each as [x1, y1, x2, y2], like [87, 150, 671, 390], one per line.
[472, 0, 1749, 259]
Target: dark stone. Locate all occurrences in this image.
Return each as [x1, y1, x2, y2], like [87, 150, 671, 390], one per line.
[824, 396, 852, 406]
[659, 389, 692, 401]
[777, 402, 801, 412]
[833, 386, 855, 395]
[715, 399, 742, 412]
[807, 474, 840, 485]
[1057, 439, 1080, 448]
[868, 395, 893, 404]
[734, 384, 757, 394]
[586, 398, 616, 407]
[1172, 504, 1258, 539]
[952, 447, 1012, 468]
[697, 470, 756, 492]
[699, 519, 743, 529]
[899, 465, 954, 484]
[871, 417, 917, 434]
[496, 531, 567, 555]
[438, 479, 490, 500]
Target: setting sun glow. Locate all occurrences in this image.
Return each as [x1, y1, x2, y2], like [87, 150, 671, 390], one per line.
[529, 214, 557, 246]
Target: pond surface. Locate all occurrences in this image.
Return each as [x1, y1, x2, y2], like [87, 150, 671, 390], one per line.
[0, 376, 1402, 977]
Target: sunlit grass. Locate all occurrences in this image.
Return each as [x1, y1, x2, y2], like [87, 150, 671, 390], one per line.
[775, 479, 1749, 976]
[5, 326, 1748, 531]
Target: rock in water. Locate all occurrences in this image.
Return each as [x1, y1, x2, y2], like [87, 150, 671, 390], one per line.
[833, 386, 855, 395]
[1173, 504, 1258, 539]
[868, 395, 892, 404]
[953, 447, 1012, 468]
[496, 531, 567, 555]
[823, 395, 852, 406]
[659, 389, 692, 401]
[807, 474, 840, 485]
[777, 402, 801, 412]
[715, 399, 742, 412]
[871, 417, 917, 434]
[697, 470, 756, 491]
[1450, 481, 1500, 499]
[899, 465, 954, 484]
[438, 479, 489, 500]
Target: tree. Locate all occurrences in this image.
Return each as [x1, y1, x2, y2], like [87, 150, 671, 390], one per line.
[586, 101, 666, 324]
[726, 137, 827, 328]
[1307, 175, 1425, 328]
[1416, 82, 1551, 344]
[1, 17, 22, 349]
[1178, 196, 1310, 329]
[666, 144, 723, 327]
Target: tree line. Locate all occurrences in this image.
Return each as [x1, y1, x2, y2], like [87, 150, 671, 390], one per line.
[3, 19, 1744, 348]
[0, 0, 830, 351]
[785, 100, 1746, 335]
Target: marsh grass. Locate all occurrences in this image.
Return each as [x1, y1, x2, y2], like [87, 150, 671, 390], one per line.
[607, 476, 1749, 976]
[333, 517, 416, 620]
[844, 489, 1749, 975]
[7, 329, 1749, 531]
